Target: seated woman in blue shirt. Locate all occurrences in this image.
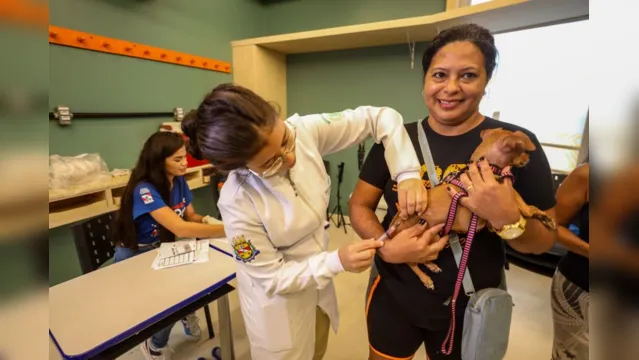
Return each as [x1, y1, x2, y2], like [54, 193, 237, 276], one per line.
[112, 131, 225, 360]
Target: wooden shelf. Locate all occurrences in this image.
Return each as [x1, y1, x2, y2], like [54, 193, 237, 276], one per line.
[231, 0, 588, 54]
[49, 192, 111, 229]
[48, 164, 214, 229]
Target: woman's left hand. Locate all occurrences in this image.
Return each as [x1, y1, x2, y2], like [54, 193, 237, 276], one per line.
[397, 178, 428, 220]
[446, 160, 520, 229]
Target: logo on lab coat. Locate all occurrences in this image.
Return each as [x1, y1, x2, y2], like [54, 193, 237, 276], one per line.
[231, 235, 260, 263]
[320, 112, 344, 124]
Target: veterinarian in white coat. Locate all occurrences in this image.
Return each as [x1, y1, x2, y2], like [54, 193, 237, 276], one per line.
[181, 83, 427, 360]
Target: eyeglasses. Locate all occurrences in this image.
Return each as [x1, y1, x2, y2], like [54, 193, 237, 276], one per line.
[250, 121, 296, 178]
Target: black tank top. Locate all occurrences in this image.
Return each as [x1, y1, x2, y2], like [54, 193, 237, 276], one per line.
[557, 202, 589, 292]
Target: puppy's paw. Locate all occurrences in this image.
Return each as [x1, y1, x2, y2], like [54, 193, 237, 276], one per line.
[422, 277, 435, 290]
[410, 264, 436, 290]
[537, 214, 557, 230]
[523, 205, 557, 230]
[424, 263, 442, 273]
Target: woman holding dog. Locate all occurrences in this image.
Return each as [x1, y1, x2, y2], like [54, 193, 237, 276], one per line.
[349, 23, 557, 360]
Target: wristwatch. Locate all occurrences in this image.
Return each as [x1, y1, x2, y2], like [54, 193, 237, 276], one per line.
[492, 215, 527, 240]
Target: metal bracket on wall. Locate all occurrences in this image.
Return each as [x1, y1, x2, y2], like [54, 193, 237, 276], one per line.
[48, 25, 232, 73]
[53, 106, 73, 126]
[50, 106, 186, 126]
[173, 107, 185, 122]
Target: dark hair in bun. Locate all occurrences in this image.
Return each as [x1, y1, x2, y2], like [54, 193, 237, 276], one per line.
[181, 109, 204, 160]
[181, 83, 279, 171]
[422, 23, 498, 80]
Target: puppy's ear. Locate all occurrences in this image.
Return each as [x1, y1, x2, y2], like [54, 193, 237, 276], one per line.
[514, 131, 536, 151]
[480, 128, 500, 139]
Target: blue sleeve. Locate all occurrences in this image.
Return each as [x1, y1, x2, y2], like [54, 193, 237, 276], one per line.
[133, 183, 167, 219]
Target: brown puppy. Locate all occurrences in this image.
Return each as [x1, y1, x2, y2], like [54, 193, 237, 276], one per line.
[387, 128, 557, 289]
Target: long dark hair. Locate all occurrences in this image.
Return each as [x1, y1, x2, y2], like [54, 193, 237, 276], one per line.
[422, 23, 499, 80]
[181, 83, 279, 171]
[113, 132, 186, 250]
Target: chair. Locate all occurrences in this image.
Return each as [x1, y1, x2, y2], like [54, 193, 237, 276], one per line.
[71, 212, 217, 339]
[72, 212, 117, 273]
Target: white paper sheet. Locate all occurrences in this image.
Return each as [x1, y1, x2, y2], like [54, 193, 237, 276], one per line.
[152, 239, 210, 270]
[157, 240, 196, 259]
[194, 239, 210, 263]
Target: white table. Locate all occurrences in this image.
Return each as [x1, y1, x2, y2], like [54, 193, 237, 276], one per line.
[49, 245, 236, 359]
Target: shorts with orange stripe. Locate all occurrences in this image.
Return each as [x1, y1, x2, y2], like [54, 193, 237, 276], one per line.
[366, 276, 463, 360]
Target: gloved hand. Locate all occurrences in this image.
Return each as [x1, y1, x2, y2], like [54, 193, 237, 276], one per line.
[202, 215, 223, 225]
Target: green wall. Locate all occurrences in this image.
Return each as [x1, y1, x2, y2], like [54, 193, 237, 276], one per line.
[49, 0, 446, 285]
[288, 42, 432, 215]
[49, 0, 263, 285]
[49, 0, 264, 167]
[274, 0, 445, 215]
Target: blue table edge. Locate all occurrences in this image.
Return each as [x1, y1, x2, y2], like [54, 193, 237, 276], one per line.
[50, 245, 236, 360]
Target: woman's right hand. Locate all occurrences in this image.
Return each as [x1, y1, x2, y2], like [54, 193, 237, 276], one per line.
[379, 222, 448, 264]
[338, 238, 384, 273]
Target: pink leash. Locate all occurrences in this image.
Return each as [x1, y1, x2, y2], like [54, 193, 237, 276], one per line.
[439, 162, 513, 355]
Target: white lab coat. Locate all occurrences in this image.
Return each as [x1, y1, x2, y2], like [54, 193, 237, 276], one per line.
[218, 106, 421, 359]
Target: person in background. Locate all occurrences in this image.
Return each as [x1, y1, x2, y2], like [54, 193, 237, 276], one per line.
[551, 159, 589, 360]
[181, 83, 428, 360]
[590, 139, 639, 360]
[349, 23, 557, 360]
[112, 131, 225, 360]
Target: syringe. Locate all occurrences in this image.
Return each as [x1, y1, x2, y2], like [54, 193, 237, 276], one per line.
[376, 221, 402, 242]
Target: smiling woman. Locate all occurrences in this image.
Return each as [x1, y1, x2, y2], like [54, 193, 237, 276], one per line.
[421, 24, 497, 134]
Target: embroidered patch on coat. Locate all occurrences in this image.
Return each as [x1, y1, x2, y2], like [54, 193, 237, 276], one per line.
[232, 235, 260, 263]
[321, 112, 344, 124]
